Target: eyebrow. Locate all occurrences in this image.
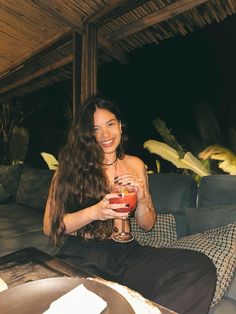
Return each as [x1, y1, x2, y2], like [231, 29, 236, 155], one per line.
[94, 118, 117, 127]
[107, 118, 117, 123]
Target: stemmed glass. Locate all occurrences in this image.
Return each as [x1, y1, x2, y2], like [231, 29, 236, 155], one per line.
[109, 184, 137, 243]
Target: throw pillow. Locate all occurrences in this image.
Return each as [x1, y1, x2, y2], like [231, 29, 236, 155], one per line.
[0, 183, 11, 204]
[0, 165, 11, 177]
[130, 214, 177, 248]
[170, 223, 236, 306]
[185, 204, 236, 234]
[16, 166, 54, 212]
[198, 175, 236, 207]
[172, 213, 188, 239]
[0, 164, 24, 199]
[148, 173, 197, 213]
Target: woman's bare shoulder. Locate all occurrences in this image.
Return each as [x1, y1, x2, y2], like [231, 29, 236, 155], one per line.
[123, 154, 145, 169]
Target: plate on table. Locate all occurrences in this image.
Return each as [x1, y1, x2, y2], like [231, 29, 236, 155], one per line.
[0, 277, 135, 314]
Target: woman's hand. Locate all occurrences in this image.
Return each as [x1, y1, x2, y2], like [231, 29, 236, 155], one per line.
[114, 174, 145, 202]
[92, 192, 130, 221]
[113, 173, 156, 232]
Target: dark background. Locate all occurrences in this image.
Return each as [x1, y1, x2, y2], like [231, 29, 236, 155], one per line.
[17, 14, 236, 170]
[98, 14, 236, 171]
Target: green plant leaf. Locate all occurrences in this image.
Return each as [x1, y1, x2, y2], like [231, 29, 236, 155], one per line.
[153, 118, 185, 158]
[144, 140, 210, 177]
[199, 144, 236, 175]
[8, 126, 29, 165]
[41, 152, 59, 170]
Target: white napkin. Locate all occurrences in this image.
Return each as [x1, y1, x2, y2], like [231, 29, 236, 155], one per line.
[43, 284, 107, 314]
[0, 278, 8, 292]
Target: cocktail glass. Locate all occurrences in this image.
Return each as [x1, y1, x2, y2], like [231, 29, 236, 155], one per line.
[109, 185, 137, 243]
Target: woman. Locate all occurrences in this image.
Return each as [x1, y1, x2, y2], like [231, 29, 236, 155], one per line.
[44, 96, 216, 314]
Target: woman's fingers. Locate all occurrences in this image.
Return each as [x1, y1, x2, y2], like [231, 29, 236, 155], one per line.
[99, 195, 129, 220]
[114, 174, 142, 188]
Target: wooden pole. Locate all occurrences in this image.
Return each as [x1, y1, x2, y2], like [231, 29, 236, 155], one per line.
[80, 23, 97, 104]
[73, 31, 82, 119]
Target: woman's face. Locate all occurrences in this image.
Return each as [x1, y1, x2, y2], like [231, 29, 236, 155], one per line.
[93, 108, 121, 155]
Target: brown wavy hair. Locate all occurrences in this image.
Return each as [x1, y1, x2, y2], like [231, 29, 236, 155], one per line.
[49, 96, 127, 245]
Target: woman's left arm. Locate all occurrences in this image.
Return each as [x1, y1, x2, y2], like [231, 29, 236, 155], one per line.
[135, 163, 157, 231]
[116, 158, 156, 231]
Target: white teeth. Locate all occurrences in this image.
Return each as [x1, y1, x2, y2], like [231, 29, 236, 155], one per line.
[102, 140, 113, 145]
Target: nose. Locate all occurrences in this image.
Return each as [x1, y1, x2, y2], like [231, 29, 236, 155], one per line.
[99, 126, 111, 138]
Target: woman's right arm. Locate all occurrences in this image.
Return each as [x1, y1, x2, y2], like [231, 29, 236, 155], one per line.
[43, 181, 129, 237]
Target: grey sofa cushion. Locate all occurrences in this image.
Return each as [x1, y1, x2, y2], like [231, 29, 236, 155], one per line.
[148, 173, 197, 238]
[185, 204, 236, 234]
[225, 274, 236, 302]
[172, 212, 188, 239]
[0, 165, 12, 177]
[149, 173, 197, 213]
[0, 229, 58, 257]
[0, 164, 24, 199]
[0, 202, 43, 246]
[198, 175, 236, 207]
[0, 202, 58, 257]
[16, 166, 54, 212]
[209, 297, 236, 314]
[0, 183, 11, 203]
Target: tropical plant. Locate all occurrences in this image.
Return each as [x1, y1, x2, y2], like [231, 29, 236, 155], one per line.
[145, 105, 236, 176]
[147, 117, 211, 179]
[153, 118, 186, 158]
[40, 152, 59, 170]
[0, 103, 29, 164]
[8, 125, 29, 165]
[199, 144, 236, 175]
[144, 139, 210, 177]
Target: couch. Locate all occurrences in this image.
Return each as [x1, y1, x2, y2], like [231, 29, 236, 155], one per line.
[0, 164, 57, 257]
[146, 173, 236, 314]
[0, 164, 235, 313]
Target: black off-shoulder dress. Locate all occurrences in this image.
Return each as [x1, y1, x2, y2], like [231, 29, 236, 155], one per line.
[56, 199, 216, 314]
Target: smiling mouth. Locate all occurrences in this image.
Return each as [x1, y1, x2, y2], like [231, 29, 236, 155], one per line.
[101, 140, 113, 147]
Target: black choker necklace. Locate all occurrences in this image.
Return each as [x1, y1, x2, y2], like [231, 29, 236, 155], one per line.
[103, 157, 118, 166]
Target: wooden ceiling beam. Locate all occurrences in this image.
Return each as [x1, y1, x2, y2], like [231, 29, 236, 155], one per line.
[0, 30, 72, 80]
[107, 0, 208, 41]
[85, 0, 149, 26]
[33, 0, 128, 65]
[0, 55, 73, 95]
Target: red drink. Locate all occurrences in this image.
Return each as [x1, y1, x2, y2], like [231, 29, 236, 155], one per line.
[109, 185, 137, 212]
[109, 191, 137, 212]
[110, 185, 137, 243]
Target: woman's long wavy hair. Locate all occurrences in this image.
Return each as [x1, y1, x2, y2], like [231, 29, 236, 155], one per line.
[49, 96, 127, 245]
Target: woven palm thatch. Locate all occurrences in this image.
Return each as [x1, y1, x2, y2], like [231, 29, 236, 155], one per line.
[0, 0, 235, 101]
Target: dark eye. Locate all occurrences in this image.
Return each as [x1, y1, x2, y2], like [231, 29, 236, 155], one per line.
[108, 121, 115, 127]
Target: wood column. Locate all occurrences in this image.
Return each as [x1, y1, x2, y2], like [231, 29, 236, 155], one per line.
[80, 23, 98, 104]
[73, 31, 82, 119]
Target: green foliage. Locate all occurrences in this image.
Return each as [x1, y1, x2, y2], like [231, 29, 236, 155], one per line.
[144, 139, 210, 177]
[153, 118, 185, 158]
[146, 112, 236, 177]
[199, 144, 236, 175]
[0, 103, 29, 164]
[150, 117, 210, 179]
[40, 152, 59, 170]
[8, 126, 29, 165]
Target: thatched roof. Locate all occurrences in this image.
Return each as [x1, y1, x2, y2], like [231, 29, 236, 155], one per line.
[0, 0, 235, 102]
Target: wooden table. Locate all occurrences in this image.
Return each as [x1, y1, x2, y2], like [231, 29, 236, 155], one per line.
[0, 247, 177, 314]
[0, 247, 93, 288]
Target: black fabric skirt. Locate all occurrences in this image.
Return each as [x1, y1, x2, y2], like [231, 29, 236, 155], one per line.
[57, 236, 216, 314]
